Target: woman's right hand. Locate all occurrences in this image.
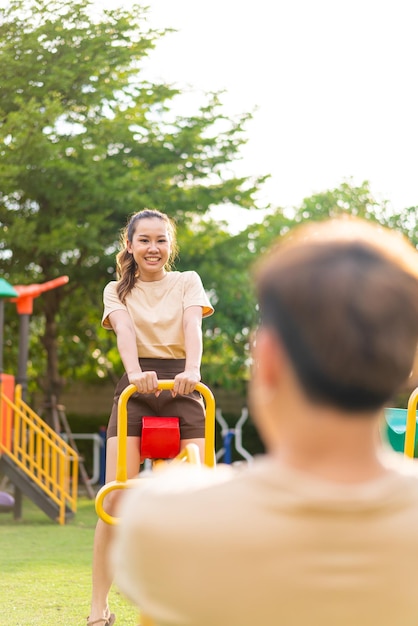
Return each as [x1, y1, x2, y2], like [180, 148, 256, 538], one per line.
[128, 370, 161, 396]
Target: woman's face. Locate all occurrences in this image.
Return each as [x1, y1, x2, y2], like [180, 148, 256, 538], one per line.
[127, 217, 171, 282]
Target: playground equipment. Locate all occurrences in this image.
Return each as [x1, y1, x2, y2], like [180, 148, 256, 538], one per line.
[215, 407, 253, 464]
[0, 490, 14, 512]
[384, 387, 418, 458]
[10, 276, 69, 399]
[60, 431, 105, 486]
[95, 380, 215, 526]
[38, 397, 96, 499]
[0, 276, 79, 523]
[0, 277, 18, 378]
[0, 278, 18, 501]
[0, 382, 79, 524]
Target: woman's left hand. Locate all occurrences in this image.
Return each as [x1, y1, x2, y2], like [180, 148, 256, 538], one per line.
[172, 370, 201, 397]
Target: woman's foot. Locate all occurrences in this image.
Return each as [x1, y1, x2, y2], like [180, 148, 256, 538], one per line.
[87, 611, 116, 626]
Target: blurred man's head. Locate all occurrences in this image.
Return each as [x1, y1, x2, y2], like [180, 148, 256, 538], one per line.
[252, 217, 418, 423]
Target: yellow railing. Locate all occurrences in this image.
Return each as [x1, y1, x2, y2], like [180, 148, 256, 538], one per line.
[0, 384, 78, 525]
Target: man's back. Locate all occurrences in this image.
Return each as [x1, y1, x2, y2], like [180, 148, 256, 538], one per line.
[114, 455, 418, 626]
[112, 217, 418, 625]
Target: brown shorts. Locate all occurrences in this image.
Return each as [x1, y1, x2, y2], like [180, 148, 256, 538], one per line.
[106, 358, 206, 440]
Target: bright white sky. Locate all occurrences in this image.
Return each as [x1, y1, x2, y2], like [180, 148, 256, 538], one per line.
[11, 0, 418, 232]
[131, 0, 418, 232]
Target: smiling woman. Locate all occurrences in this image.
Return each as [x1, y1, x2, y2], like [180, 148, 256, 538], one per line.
[86, 208, 214, 625]
[127, 220, 171, 281]
[121, 209, 177, 285]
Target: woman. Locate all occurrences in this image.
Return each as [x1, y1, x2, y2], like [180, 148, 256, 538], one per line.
[87, 209, 214, 626]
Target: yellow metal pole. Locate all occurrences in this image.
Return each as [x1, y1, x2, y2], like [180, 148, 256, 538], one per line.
[403, 387, 418, 458]
[115, 384, 131, 483]
[172, 442, 201, 466]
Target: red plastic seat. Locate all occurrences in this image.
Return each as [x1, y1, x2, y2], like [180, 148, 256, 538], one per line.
[140, 417, 180, 459]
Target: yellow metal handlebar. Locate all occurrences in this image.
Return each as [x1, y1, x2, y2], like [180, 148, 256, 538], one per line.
[403, 387, 418, 458]
[95, 380, 215, 525]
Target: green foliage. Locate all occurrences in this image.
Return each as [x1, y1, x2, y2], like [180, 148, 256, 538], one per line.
[0, 0, 264, 397]
[174, 180, 418, 391]
[1, 0, 416, 399]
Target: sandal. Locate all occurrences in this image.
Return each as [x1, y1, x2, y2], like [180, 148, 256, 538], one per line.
[87, 613, 116, 626]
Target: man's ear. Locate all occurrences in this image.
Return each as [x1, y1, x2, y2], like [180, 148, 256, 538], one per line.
[252, 327, 284, 389]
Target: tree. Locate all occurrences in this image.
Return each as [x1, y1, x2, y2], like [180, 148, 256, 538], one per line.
[0, 0, 265, 400]
[290, 178, 418, 248]
[173, 211, 293, 391]
[176, 180, 418, 393]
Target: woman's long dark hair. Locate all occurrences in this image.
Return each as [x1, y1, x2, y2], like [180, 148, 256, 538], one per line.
[116, 209, 178, 303]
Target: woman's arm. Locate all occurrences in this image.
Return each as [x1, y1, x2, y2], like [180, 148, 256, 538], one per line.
[109, 309, 159, 394]
[173, 305, 203, 396]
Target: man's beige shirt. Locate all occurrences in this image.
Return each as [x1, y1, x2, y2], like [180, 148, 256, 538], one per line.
[113, 453, 418, 626]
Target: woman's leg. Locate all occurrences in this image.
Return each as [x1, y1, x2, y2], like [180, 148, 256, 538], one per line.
[88, 436, 141, 624]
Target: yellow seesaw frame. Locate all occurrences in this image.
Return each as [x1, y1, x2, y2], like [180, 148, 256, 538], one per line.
[95, 380, 216, 525]
[403, 386, 418, 458]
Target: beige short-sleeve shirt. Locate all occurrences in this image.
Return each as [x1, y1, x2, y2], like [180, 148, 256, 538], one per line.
[102, 271, 214, 359]
[112, 455, 418, 626]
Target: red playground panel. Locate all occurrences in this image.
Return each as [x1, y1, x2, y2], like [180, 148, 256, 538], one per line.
[140, 416, 180, 459]
[0, 374, 15, 452]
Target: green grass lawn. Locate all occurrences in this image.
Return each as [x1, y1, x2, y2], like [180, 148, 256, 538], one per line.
[0, 495, 140, 626]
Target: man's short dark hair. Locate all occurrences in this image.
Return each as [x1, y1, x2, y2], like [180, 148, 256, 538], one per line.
[255, 218, 418, 412]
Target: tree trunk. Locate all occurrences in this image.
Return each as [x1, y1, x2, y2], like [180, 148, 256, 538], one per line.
[40, 291, 65, 427]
